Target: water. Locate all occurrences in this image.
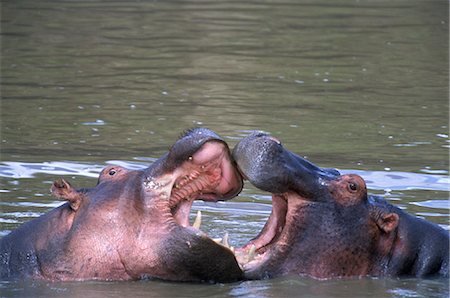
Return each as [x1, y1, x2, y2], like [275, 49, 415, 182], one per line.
[1, 0, 449, 297]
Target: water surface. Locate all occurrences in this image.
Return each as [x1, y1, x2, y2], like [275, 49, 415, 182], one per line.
[1, 0, 448, 297]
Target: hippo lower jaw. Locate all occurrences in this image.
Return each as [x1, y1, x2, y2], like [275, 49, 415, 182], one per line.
[234, 191, 311, 274]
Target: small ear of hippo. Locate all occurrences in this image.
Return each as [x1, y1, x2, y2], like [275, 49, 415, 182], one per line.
[376, 212, 399, 233]
[51, 178, 83, 211]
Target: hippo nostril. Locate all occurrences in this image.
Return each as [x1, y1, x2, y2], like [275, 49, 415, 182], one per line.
[348, 182, 358, 192]
[109, 169, 116, 176]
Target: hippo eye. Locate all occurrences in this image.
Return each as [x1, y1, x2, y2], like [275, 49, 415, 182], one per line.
[348, 182, 358, 192]
[109, 169, 116, 176]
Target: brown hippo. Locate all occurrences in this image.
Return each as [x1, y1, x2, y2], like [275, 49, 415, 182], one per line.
[232, 132, 449, 279]
[0, 128, 243, 282]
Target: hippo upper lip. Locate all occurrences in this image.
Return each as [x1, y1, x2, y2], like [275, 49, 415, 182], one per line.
[232, 132, 339, 197]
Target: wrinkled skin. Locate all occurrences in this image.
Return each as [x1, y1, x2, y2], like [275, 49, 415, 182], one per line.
[0, 128, 243, 282]
[232, 132, 449, 280]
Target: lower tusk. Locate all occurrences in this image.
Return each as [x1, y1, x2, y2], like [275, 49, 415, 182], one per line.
[193, 210, 202, 229]
[247, 244, 256, 262]
[222, 232, 229, 248]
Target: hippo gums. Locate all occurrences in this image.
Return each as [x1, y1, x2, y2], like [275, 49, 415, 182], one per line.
[0, 128, 244, 282]
[232, 132, 449, 279]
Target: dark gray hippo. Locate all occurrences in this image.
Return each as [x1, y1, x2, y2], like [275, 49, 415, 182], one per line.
[1, 128, 243, 282]
[232, 132, 449, 279]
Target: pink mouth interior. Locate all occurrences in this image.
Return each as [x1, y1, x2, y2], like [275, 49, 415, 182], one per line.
[234, 192, 310, 269]
[165, 139, 306, 269]
[168, 141, 242, 228]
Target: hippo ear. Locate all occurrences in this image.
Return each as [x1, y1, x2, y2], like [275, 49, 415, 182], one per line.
[51, 178, 83, 211]
[376, 212, 399, 233]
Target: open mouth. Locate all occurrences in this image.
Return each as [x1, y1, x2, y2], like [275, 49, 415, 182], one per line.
[164, 140, 243, 247]
[162, 136, 286, 269]
[158, 131, 332, 272]
[229, 132, 341, 272]
[162, 132, 298, 267]
[233, 191, 308, 270]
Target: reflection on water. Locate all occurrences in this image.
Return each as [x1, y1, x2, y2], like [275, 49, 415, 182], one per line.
[1, 0, 448, 297]
[0, 275, 448, 298]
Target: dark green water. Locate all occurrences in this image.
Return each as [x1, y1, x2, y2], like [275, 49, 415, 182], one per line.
[1, 0, 449, 297]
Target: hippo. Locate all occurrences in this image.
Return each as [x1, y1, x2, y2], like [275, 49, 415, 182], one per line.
[232, 132, 449, 280]
[0, 128, 243, 282]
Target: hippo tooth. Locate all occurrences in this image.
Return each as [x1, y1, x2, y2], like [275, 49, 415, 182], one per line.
[222, 232, 230, 248]
[213, 237, 222, 243]
[247, 245, 256, 262]
[193, 210, 202, 229]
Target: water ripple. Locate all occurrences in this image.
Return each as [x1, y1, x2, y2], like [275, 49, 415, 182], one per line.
[412, 200, 450, 209]
[340, 169, 449, 192]
[1, 161, 448, 193]
[0, 161, 104, 179]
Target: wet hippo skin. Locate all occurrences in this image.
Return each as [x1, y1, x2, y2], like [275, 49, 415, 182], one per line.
[0, 128, 243, 282]
[232, 132, 449, 280]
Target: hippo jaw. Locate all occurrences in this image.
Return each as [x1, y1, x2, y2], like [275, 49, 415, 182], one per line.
[143, 128, 243, 234]
[232, 132, 345, 277]
[168, 140, 243, 228]
[134, 128, 245, 282]
[233, 191, 311, 276]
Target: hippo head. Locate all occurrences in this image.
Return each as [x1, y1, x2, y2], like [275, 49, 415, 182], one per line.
[232, 132, 401, 279]
[48, 128, 243, 282]
[139, 127, 243, 226]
